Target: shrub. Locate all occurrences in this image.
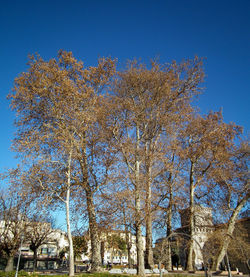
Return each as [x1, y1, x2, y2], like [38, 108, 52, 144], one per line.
[0, 271, 29, 277]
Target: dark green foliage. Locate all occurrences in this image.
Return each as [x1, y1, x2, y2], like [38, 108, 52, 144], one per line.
[0, 271, 29, 277]
[0, 258, 6, 271]
[73, 236, 88, 260]
[107, 234, 127, 254]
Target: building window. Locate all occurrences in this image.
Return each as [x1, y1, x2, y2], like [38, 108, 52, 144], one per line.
[48, 261, 55, 269]
[48, 247, 56, 256]
[41, 248, 48, 255]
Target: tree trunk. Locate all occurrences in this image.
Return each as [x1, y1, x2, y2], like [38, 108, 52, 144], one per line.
[135, 125, 145, 276]
[33, 248, 37, 272]
[111, 247, 114, 265]
[85, 188, 101, 272]
[123, 212, 132, 268]
[66, 187, 75, 276]
[5, 256, 14, 272]
[80, 132, 101, 272]
[165, 186, 173, 271]
[144, 143, 154, 270]
[187, 161, 195, 272]
[245, 259, 250, 274]
[135, 208, 145, 276]
[127, 240, 132, 268]
[66, 151, 75, 277]
[145, 143, 154, 269]
[120, 252, 123, 265]
[213, 197, 248, 270]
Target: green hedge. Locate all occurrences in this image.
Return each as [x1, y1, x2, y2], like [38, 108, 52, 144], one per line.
[0, 271, 30, 277]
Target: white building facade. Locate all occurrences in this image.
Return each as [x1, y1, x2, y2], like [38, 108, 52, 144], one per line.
[81, 230, 145, 265]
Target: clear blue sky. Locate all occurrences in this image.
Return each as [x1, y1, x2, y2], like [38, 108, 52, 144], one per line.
[1, 0, 249, 171]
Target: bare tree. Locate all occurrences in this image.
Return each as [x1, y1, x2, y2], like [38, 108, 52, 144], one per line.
[0, 189, 27, 272]
[25, 212, 55, 272]
[210, 140, 249, 270]
[178, 111, 241, 271]
[228, 219, 250, 274]
[99, 178, 136, 268]
[111, 57, 204, 274]
[9, 51, 116, 274]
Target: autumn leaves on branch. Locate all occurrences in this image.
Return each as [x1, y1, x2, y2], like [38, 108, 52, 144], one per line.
[1, 51, 248, 275]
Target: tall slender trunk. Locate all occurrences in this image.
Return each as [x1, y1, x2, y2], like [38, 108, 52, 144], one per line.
[80, 132, 101, 271]
[135, 125, 145, 276]
[126, 233, 132, 268]
[166, 183, 173, 271]
[111, 246, 114, 265]
[85, 188, 101, 272]
[187, 160, 195, 271]
[66, 187, 74, 276]
[145, 142, 154, 269]
[5, 255, 14, 272]
[122, 206, 132, 268]
[213, 197, 248, 270]
[120, 251, 123, 265]
[66, 151, 75, 276]
[135, 192, 145, 276]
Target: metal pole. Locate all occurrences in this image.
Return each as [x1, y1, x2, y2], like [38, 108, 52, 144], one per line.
[15, 235, 24, 277]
